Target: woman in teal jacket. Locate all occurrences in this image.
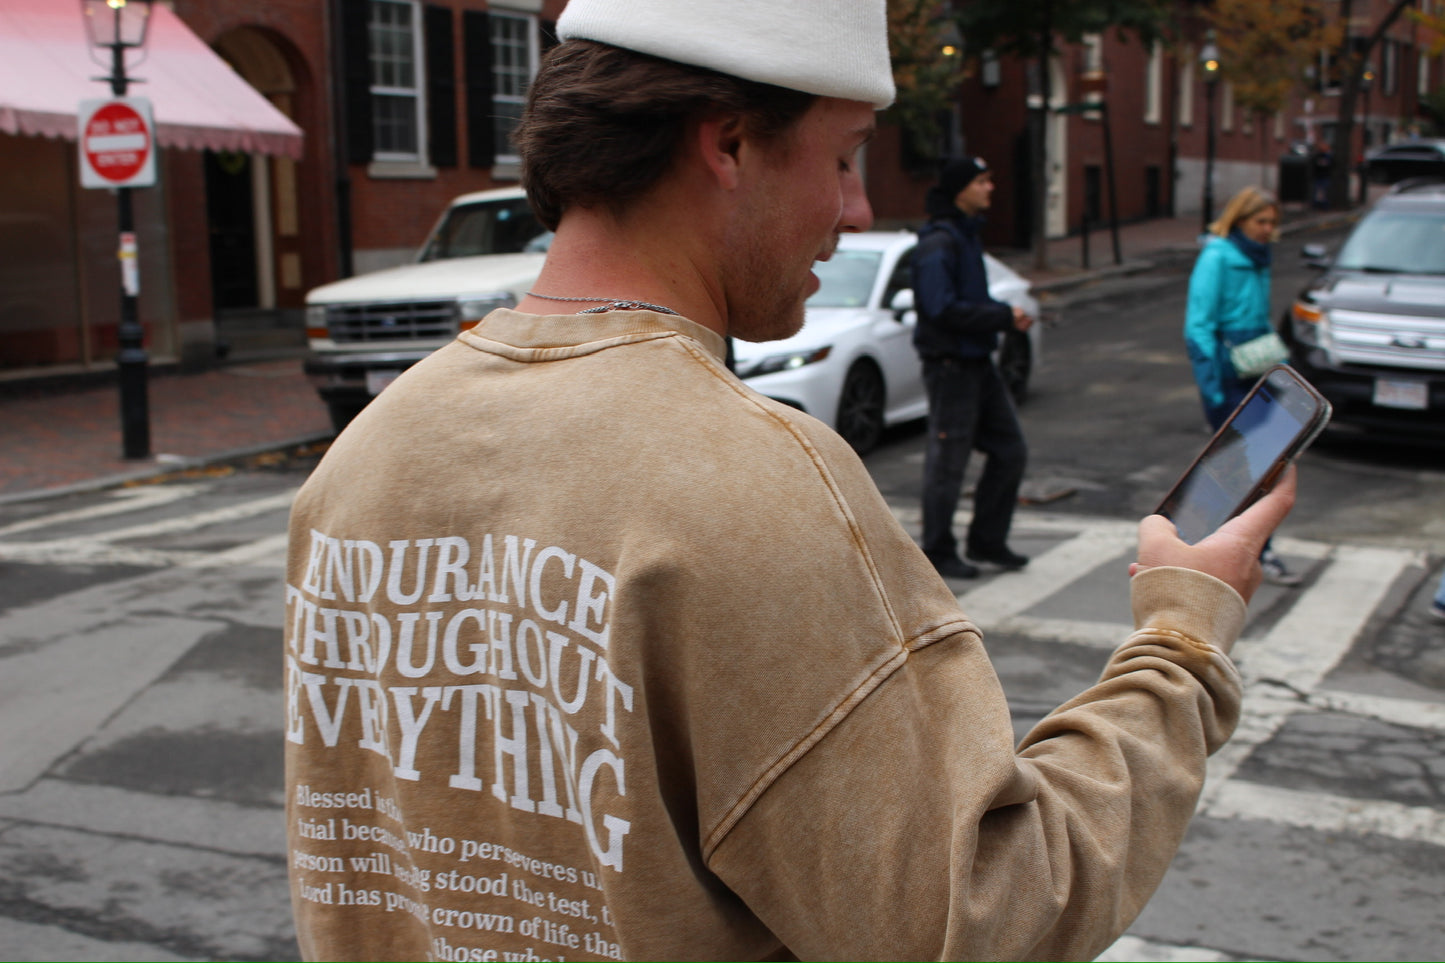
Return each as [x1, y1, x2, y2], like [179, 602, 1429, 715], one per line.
[1184, 186, 1282, 426]
[1183, 186, 1300, 585]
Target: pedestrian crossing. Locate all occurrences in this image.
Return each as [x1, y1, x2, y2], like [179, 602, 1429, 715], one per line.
[891, 503, 1443, 961]
[0, 484, 1440, 961]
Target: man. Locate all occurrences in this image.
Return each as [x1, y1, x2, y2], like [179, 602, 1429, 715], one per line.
[911, 156, 1034, 580]
[283, 1, 1294, 960]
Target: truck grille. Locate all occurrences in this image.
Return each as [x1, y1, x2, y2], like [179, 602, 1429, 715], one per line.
[324, 300, 457, 343]
[1328, 308, 1445, 371]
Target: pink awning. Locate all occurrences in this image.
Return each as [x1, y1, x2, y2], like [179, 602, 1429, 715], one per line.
[0, 0, 303, 160]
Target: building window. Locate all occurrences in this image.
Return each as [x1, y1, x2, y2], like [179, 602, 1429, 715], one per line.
[369, 0, 425, 161]
[1144, 42, 1162, 125]
[490, 10, 537, 163]
[1382, 39, 1398, 95]
[1179, 59, 1195, 128]
[1221, 81, 1235, 132]
[1082, 33, 1104, 75]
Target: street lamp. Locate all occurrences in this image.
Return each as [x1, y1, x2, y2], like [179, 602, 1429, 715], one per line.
[82, 0, 155, 460]
[1199, 32, 1222, 234]
[1358, 63, 1375, 207]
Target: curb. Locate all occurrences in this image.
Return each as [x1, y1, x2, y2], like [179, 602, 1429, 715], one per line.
[0, 430, 334, 507]
[1024, 209, 1363, 301]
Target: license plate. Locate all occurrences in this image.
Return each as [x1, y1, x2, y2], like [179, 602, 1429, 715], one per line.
[1372, 377, 1429, 410]
[366, 370, 400, 396]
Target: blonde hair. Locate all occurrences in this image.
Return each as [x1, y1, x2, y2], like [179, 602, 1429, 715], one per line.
[1209, 186, 1280, 240]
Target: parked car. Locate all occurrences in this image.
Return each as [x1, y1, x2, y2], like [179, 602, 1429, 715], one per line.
[1364, 139, 1445, 184]
[306, 194, 1044, 451]
[1283, 178, 1445, 440]
[304, 187, 549, 430]
[731, 230, 1044, 454]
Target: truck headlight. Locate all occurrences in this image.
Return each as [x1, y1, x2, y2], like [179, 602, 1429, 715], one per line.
[457, 293, 518, 327]
[305, 304, 329, 339]
[1290, 300, 1328, 348]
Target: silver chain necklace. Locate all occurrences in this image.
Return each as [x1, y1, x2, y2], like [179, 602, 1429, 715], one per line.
[526, 291, 680, 316]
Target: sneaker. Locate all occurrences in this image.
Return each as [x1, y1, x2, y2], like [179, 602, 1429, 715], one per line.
[967, 545, 1030, 571]
[929, 555, 980, 580]
[1260, 549, 1302, 587]
[1429, 601, 1445, 623]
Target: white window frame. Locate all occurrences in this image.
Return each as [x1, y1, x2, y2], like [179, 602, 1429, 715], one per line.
[490, 8, 540, 167]
[1080, 33, 1105, 119]
[1179, 58, 1195, 129]
[1144, 41, 1162, 125]
[368, 0, 429, 169]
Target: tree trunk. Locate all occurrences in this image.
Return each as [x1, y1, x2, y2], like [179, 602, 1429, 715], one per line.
[1327, 0, 1417, 209]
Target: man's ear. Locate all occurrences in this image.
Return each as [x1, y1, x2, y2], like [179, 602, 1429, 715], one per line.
[693, 114, 746, 190]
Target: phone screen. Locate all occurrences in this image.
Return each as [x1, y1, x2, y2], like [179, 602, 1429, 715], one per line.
[1157, 368, 1328, 544]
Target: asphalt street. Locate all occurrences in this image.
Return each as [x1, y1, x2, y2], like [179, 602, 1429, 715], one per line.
[1, 201, 1441, 961]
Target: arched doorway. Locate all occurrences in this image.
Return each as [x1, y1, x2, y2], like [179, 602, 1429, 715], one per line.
[206, 27, 307, 343]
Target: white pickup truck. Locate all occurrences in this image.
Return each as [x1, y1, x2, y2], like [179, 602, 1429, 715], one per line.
[304, 187, 548, 430]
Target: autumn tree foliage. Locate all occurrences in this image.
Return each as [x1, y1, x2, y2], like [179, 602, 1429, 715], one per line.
[887, 0, 967, 168]
[1206, 0, 1341, 118]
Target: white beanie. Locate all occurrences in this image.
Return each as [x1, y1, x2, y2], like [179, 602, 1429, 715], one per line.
[557, 0, 896, 109]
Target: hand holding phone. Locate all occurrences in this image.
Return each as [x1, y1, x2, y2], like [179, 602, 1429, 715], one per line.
[1136, 468, 1297, 602]
[1156, 365, 1331, 545]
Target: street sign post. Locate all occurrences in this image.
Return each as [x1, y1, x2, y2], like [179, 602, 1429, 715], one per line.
[78, 97, 156, 189]
[78, 96, 156, 458]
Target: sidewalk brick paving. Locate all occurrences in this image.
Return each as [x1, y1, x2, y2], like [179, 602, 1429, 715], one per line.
[0, 359, 332, 501]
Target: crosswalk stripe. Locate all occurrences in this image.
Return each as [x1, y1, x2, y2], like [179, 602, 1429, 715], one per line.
[0, 483, 205, 538]
[1305, 687, 1445, 733]
[1098, 934, 1236, 962]
[1204, 544, 1418, 805]
[955, 525, 1138, 626]
[1207, 779, 1445, 848]
[0, 490, 295, 566]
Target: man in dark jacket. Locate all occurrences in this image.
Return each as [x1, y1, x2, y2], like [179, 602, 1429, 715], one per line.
[911, 156, 1034, 580]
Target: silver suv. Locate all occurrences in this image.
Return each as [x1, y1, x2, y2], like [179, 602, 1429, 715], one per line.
[1286, 179, 1445, 440]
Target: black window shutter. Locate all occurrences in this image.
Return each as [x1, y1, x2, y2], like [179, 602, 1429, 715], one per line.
[463, 9, 495, 169]
[339, 0, 373, 164]
[540, 18, 558, 52]
[425, 5, 457, 167]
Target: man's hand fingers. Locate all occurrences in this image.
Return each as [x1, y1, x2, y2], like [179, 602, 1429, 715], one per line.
[1217, 465, 1298, 549]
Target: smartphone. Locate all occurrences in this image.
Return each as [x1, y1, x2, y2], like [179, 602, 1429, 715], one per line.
[1156, 365, 1332, 544]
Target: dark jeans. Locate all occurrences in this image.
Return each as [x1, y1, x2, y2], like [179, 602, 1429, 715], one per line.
[920, 357, 1027, 561]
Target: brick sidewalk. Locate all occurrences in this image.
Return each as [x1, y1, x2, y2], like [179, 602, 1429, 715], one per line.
[0, 358, 332, 502]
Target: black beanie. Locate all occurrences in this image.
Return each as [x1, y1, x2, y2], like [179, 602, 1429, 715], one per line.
[938, 156, 989, 198]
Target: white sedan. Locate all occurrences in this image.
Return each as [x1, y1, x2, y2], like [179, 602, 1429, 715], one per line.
[731, 230, 1044, 454]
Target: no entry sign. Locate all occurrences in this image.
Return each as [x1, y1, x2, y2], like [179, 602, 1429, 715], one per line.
[78, 97, 157, 189]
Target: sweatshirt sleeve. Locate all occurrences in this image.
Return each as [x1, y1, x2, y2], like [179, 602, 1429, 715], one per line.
[709, 566, 1244, 962]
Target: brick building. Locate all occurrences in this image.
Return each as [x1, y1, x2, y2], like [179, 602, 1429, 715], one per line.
[1, 0, 1439, 374]
[875, 1, 1443, 251]
[0, 0, 565, 374]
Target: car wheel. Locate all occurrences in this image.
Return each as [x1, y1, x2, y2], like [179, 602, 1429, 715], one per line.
[836, 361, 886, 455]
[999, 329, 1032, 404]
[326, 400, 367, 434]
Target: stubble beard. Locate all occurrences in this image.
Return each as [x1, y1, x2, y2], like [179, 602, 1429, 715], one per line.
[725, 229, 833, 345]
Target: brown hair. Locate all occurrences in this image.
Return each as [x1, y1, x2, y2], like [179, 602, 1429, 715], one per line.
[1209, 186, 1280, 239]
[512, 40, 818, 230]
